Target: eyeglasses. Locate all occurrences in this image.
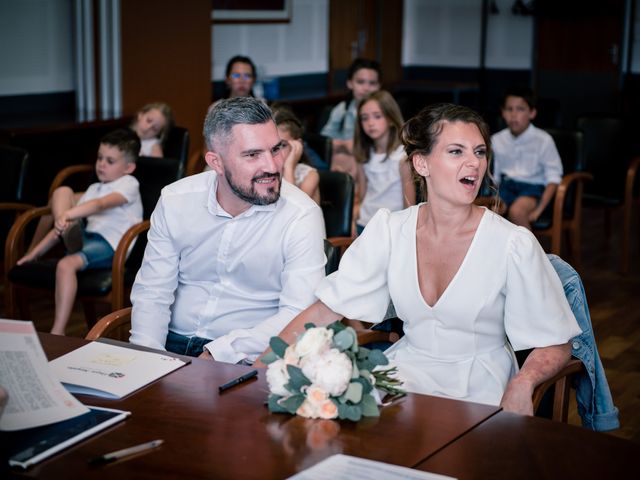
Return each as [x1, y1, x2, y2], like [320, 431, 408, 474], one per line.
[229, 73, 253, 80]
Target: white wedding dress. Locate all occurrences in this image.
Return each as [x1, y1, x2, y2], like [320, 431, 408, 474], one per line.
[315, 206, 581, 406]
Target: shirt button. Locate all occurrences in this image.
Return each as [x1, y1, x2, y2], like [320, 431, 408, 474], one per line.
[572, 341, 580, 350]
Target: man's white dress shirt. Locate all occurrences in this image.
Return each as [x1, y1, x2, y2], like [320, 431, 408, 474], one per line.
[129, 170, 326, 364]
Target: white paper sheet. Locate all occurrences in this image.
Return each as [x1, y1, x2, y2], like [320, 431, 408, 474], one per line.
[49, 341, 186, 399]
[0, 319, 89, 431]
[288, 454, 456, 480]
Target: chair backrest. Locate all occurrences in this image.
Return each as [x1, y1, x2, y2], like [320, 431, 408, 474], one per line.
[162, 126, 190, 175]
[0, 145, 30, 261]
[324, 239, 339, 276]
[543, 128, 585, 219]
[303, 132, 332, 166]
[576, 116, 627, 200]
[125, 155, 185, 273]
[0, 145, 29, 202]
[318, 171, 354, 238]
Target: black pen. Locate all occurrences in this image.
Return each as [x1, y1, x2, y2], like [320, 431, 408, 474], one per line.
[88, 439, 163, 466]
[218, 369, 258, 393]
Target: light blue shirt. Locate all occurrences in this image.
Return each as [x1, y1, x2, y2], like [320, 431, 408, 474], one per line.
[320, 99, 357, 140]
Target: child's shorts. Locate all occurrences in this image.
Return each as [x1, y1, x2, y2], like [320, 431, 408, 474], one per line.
[498, 177, 544, 207]
[76, 231, 114, 271]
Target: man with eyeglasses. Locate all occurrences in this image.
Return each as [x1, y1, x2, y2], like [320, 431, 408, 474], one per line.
[129, 97, 326, 363]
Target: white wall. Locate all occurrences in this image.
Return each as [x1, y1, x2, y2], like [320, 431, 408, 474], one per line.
[211, 0, 328, 81]
[402, 0, 533, 70]
[0, 0, 74, 95]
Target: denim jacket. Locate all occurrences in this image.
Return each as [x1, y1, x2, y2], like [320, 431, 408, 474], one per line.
[547, 254, 620, 431]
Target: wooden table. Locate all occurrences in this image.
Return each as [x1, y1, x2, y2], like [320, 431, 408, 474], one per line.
[415, 410, 640, 479]
[9, 334, 500, 479]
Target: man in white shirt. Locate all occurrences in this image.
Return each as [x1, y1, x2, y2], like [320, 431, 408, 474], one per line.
[491, 85, 563, 230]
[129, 97, 326, 364]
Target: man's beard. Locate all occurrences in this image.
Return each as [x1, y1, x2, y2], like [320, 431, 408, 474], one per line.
[225, 170, 282, 205]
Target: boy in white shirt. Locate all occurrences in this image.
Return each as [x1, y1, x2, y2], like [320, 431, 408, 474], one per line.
[491, 85, 563, 230]
[18, 129, 143, 335]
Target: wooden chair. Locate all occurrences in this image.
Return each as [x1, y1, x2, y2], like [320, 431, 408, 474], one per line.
[86, 306, 132, 341]
[4, 155, 183, 327]
[531, 128, 593, 270]
[577, 116, 640, 274]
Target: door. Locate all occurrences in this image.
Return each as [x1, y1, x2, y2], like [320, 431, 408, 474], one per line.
[534, 0, 626, 126]
[328, 0, 403, 92]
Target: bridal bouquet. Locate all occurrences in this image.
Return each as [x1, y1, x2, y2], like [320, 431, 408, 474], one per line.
[263, 321, 404, 421]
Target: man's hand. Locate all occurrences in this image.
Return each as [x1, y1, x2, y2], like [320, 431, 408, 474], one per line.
[198, 349, 214, 360]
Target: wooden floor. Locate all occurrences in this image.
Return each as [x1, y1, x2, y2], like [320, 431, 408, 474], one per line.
[1, 205, 639, 444]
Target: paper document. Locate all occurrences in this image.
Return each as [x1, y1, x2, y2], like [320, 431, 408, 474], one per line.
[50, 341, 186, 399]
[288, 454, 456, 480]
[0, 320, 89, 431]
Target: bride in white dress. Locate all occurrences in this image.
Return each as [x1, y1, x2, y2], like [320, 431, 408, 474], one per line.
[266, 103, 581, 415]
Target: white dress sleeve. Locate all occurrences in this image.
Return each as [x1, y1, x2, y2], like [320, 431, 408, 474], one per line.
[315, 209, 392, 323]
[504, 228, 582, 351]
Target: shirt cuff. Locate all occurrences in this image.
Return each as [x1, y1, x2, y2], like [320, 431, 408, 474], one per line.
[205, 336, 247, 364]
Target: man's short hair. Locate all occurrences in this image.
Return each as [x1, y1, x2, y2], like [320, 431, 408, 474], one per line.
[101, 128, 140, 164]
[203, 97, 273, 151]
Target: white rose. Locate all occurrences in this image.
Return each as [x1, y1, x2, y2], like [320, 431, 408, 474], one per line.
[266, 358, 290, 397]
[301, 348, 352, 396]
[295, 327, 333, 357]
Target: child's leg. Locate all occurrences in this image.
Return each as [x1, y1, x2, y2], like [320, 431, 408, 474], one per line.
[17, 229, 60, 265]
[507, 196, 538, 230]
[27, 187, 82, 251]
[51, 253, 85, 335]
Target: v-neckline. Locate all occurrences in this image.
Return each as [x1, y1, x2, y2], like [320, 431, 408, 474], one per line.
[413, 206, 488, 309]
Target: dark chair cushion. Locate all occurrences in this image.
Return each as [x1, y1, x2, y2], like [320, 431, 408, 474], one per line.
[318, 171, 354, 238]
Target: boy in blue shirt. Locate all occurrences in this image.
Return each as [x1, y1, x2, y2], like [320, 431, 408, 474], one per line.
[491, 85, 562, 230]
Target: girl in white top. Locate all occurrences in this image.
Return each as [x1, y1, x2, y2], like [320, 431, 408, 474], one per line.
[273, 107, 320, 204]
[266, 103, 581, 415]
[130, 102, 173, 157]
[353, 90, 415, 233]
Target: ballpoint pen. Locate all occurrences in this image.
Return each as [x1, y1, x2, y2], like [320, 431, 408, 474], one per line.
[88, 439, 164, 466]
[218, 369, 258, 393]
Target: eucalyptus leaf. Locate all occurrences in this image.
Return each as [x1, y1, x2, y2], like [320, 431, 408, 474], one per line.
[269, 336, 289, 358]
[267, 394, 289, 413]
[304, 322, 316, 330]
[338, 403, 363, 422]
[328, 320, 346, 335]
[361, 393, 380, 417]
[334, 329, 355, 351]
[286, 365, 311, 392]
[368, 349, 389, 366]
[354, 375, 373, 394]
[344, 382, 363, 403]
[279, 394, 305, 414]
[261, 351, 278, 365]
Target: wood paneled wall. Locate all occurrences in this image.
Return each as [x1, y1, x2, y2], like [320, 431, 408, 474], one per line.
[120, 0, 211, 156]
